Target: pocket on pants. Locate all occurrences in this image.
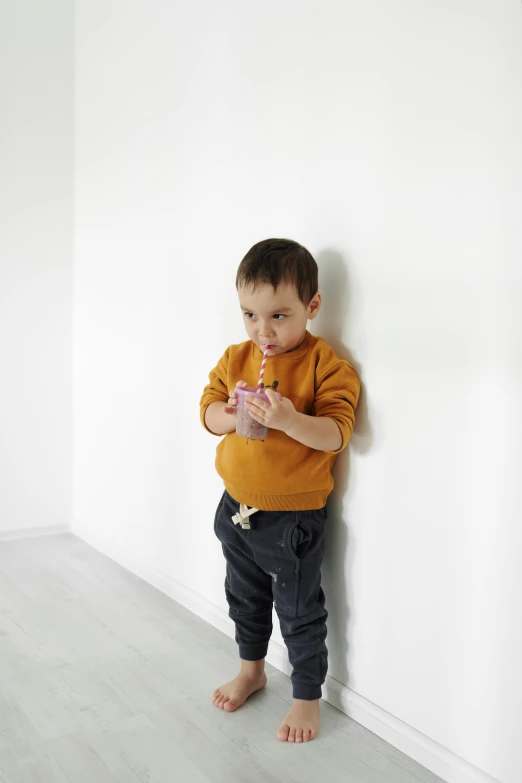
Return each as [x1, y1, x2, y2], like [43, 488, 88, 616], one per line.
[286, 511, 326, 562]
[281, 511, 327, 617]
[289, 521, 312, 561]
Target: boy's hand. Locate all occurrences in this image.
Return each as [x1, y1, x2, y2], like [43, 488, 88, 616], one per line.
[245, 388, 298, 433]
[222, 380, 248, 415]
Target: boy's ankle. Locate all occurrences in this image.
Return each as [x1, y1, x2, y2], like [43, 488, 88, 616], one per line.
[240, 658, 265, 678]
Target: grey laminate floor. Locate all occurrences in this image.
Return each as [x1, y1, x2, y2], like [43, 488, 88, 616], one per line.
[0, 534, 444, 783]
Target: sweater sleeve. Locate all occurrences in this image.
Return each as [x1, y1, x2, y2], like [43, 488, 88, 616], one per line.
[313, 361, 360, 453]
[199, 348, 231, 435]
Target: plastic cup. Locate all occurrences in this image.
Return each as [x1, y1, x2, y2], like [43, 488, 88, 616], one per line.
[235, 386, 282, 440]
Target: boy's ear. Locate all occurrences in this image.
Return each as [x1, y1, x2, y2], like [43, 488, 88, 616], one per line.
[308, 292, 321, 320]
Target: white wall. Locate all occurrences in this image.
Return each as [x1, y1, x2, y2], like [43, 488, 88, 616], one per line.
[0, 1, 73, 535]
[73, 2, 522, 782]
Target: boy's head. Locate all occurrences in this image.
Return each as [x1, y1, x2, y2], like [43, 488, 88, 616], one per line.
[236, 238, 321, 356]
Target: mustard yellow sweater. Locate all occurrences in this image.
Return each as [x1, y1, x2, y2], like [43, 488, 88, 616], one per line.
[200, 331, 360, 511]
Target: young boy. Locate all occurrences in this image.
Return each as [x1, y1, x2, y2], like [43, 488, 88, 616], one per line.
[200, 238, 360, 743]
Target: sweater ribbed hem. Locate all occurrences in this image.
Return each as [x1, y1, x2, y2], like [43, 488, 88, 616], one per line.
[223, 481, 329, 511]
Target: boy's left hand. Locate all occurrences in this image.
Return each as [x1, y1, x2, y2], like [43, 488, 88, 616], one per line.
[245, 388, 297, 434]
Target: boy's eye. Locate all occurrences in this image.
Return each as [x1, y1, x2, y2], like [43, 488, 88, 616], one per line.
[243, 312, 286, 320]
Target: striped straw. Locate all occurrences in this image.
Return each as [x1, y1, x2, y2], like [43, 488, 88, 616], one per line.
[256, 345, 271, 392]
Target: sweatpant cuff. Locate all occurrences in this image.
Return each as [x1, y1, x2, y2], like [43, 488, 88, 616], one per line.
[293, 682, 322, 700]
[239, 644, 269, 661]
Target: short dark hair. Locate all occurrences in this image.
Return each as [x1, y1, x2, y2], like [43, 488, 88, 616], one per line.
[236, 238, 318, 306]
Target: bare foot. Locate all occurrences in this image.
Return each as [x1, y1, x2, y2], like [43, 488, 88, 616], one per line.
[213, 671, 267, 712]
[277, 698, 320, 742]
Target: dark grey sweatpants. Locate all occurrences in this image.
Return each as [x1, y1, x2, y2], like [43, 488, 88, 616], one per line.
[214, 490, 328, 700]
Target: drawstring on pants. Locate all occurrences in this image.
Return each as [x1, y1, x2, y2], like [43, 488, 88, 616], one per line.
[232, 504, 259, 529]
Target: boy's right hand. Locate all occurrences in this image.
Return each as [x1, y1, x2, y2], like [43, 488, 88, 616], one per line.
[223, 381, 248, 415]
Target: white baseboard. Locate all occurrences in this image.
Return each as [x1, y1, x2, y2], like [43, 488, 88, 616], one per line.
[72, 523, 497, 783]
[0, 524, 70, 542]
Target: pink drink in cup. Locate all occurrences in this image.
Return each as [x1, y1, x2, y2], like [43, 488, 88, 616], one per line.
[235, 344, 281, 440]
[235, 387, 281, 440]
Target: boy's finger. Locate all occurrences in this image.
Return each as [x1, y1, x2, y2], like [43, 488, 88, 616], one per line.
[229, 381, 248, 395]
[247, 398, 267, 411]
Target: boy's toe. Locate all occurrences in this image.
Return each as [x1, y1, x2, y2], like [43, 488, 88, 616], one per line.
[302, 729, 310, 742]
[288, 727, 297, 742]
[295, 729, 303, 743]
[277, 723, 290, 742]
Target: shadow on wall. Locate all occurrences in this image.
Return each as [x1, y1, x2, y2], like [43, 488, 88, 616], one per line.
[314, 249, 373, 689]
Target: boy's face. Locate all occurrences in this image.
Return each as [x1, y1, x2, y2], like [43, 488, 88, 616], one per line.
[238, 281, 321, 356]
